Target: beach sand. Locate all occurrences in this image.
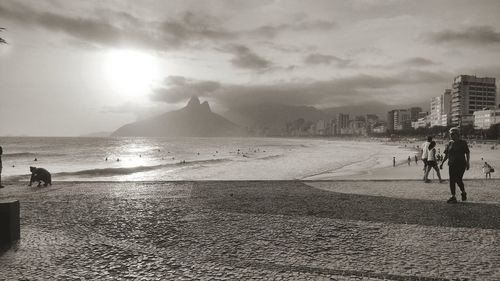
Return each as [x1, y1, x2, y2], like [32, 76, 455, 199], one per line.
[1, 180, 500, 280]
[314, 140, 500, 180]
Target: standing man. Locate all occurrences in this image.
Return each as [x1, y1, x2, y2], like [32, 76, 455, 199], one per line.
[421, 136, 432, 176]
[0, 146, 4, 188]
[407, 156, 411, 166]
[440, 128, 470, 203]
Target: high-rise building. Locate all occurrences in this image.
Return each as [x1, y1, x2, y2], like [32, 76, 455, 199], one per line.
[336, 113, 349, 135]
[394, 109, 411, 130]
[430, 89, 451, 127]
[387, 109, 414, 131]
[451, 75, 497, 126]
[409, 107, 422, 122]
[387, 110, 396, 131]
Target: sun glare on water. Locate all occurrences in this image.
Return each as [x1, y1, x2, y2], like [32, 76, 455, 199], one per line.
[105, 49, 161, 99]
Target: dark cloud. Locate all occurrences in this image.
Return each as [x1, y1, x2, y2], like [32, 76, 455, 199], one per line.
[304, 53, 351, 66]
[426, 25, 500, 46]
[250, 19, 336, 38]
[0, 2, 235, 50]
[151, 70, 449, 108]
[225, 44, 272, 70]
[159, 12, 236, 47]
[400, 57, 436, 67]
[152, 76, 221, 103]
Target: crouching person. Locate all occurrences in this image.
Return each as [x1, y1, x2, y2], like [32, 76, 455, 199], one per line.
[29, 166, 52, 187]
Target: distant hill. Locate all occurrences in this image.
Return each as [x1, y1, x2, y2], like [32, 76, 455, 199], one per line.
[112, 97, 244, 137]
[222, 103, 331, 135]
[322, 101, 429, 119]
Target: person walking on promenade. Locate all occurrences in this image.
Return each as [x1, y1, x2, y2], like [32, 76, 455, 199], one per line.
[423, 141, 443, 183]
[440, 128, 470, 203]
[421, 136, 432, 174]
[393, 156, 396, 167]
[0, 146, 4, 188]
[407, 156, 411, 166]
[482, 162, 493, 179]
[414, 155, 418, 164]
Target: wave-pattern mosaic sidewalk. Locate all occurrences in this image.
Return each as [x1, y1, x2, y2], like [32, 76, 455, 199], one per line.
[1, 180, 500, 280]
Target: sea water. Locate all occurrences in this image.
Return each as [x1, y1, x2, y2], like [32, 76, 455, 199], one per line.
[0, 137, 415, 181]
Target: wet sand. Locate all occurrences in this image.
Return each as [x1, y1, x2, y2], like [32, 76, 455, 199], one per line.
[1, 180, 500, 280]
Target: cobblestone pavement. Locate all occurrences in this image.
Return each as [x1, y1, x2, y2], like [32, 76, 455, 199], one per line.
[1, 181, 499, 280]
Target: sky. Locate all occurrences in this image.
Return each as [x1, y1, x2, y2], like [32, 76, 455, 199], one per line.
[1, 0, 500, 136]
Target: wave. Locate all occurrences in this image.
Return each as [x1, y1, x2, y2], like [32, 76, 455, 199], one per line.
[257, 154, 284, 161]
[55, 158, 230, 178]
[3, 152, 65, 158]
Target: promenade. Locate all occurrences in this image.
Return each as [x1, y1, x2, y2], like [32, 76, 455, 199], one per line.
[1, 180, 499, 280]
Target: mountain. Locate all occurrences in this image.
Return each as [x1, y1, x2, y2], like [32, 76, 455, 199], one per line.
[323, 101, 430, 120]
[222, 103, 332, 135]
[112, 97, 244, 137]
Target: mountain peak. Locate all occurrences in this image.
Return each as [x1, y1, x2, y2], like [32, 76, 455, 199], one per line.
[201, 101, 211, 112]
[186, 96, 201, 108]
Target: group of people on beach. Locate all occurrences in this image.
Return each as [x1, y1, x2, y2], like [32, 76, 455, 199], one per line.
[421, 128, 471, 203]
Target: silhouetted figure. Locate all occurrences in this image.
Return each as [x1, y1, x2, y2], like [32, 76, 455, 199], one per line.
[414, 155, 418, 164]
[483, 162, 493, 179]
[407, 156, 411, 166]
[423, 141, 443, 183]
[440, 128, 470, 203]
[34, 158, 38, 162]
[105, 157, 108, 161]
[393, 157, 396, 167]
[0, 146, 4, 188]
[29, 166, 52, 187]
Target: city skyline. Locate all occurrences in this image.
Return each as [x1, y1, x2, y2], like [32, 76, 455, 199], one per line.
[1, 0, 500, 136]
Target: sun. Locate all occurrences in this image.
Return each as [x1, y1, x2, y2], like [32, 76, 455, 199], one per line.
[105, 49, 161, 98]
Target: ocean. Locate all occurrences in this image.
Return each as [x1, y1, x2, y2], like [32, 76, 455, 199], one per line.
[0, 137, 416, 181]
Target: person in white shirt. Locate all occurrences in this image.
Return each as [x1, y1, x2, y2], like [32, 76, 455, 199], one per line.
[423, 141, 443, 183]
[421, 136, 432, 174]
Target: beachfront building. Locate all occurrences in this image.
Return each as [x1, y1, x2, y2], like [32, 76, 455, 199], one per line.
[412, 116, 429, 129]
[451, 75, 497, 126]
[336, 113, 349, 135]
[473, 108, 500, 129]
[372, 123, 387, 133]
[387, 107, 422, 131]
[430, 89, 451, 127]
[387, 110, 396, 131]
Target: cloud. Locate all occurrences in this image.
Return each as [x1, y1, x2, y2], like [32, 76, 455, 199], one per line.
[225, 44, 272, 70]
[158, 11, 236, 47]
[0, 2, 235, 50]
[426, 25, 500, 47]
[304, 53, 351, 66]
[151, 70, 449, 108]
[250, 19, 337, 38]
[400, 57, 436, 67]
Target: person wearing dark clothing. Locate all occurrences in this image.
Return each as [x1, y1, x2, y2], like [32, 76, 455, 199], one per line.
[0, 146, 4, 188]
[29, 166, 52, 187]
[407, 156, 411, 166]
[440, 128, 470, 203]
